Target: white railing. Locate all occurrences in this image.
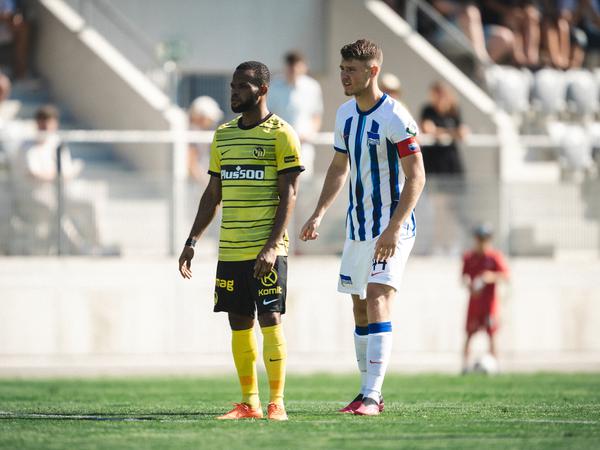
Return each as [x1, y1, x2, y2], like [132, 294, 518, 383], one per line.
[18, 129, 566, 147]
[3, 129, 597, 257]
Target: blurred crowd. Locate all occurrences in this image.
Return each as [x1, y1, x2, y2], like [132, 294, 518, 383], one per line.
[386, 0, 600, 70]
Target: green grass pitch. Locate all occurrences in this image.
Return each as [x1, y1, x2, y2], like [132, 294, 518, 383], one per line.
[1, 373, 599, 449]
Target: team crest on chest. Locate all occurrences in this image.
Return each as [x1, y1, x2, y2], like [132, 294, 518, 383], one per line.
[367, 132, 380, 146]
[253, 146, 265, 158]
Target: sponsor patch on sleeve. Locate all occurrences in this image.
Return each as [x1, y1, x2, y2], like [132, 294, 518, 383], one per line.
[284, 155, 297, 163]
[396, 137, 421, 158]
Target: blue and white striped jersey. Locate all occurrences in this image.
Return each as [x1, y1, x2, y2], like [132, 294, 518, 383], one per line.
[334, 94, 420, 241]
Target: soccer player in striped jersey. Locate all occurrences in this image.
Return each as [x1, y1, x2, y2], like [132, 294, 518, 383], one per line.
[179, 61, 304, 421]
[300, 39, 426, 416]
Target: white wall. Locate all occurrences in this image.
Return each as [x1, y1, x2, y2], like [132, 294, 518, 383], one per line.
[65, 0, 328, 74]
[1, 256, 598, 376]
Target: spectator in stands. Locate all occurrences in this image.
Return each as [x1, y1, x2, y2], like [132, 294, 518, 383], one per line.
[187, 95, 223, 183]
[461, 224, 509, 373]
[572, 0, 600, 66]
[430, 1, 521, 66]
[12, 105, 114, 255]
[380, 72, 402, 100]
[269, 51, 323, 176]
[0, 0, 29, 79]
[15, 105, 83, 199]
[430, 0, 492, 63]
[419, 80, 467, 175]
[539, 0, 584, 69]
[480, 0, 541, 68]
[419, 81, 467, 255]
[0, 71, 10, 166]
[0, 71, 10, 120]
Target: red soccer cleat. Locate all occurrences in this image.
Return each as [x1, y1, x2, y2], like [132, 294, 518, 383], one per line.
[338, 394, 364, 413]
[339, 394, 384, 413]
[353, 397, 383, 416]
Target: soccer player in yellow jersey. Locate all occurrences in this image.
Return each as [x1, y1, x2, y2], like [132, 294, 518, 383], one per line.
[178, 61, 304, 421]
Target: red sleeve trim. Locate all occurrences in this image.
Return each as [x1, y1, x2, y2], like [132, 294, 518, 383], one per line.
[396, 137, 421, 158]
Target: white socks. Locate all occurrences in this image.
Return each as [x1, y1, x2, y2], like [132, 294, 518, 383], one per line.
[353, 326, 369, 395]
[364, 321, 393, 402]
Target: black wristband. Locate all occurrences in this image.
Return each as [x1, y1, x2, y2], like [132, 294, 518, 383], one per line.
[185, 238, 197, 248]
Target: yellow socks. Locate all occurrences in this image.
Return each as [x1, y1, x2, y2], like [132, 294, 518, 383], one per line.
[231, 328, 260, 409]
[261, 324, 287, 405]
[231, 324, 287, 408]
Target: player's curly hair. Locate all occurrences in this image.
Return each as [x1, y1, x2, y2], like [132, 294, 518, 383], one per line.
[235, 61, 271, 87]
[340, 39, 383, 64]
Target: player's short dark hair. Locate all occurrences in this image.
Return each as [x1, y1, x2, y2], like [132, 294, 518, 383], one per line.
[473, 223, 493, 239]
[35, 104, 60, 121]
[340, 39, 383, 64]
[235, 61, 271, 87]
[284, 50, 305, 66]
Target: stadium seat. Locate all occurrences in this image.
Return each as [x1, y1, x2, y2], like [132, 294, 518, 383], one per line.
[485, 65, 532, 115]
[556, 124, 594, 174]
[532, 69, 567, 116]
[565, 70, 599, 117]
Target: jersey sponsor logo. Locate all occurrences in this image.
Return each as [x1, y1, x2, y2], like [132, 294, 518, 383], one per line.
[340, 274, 353, 287]
[367, 131, 380, 146]
[284, 155, 297, 163]
[262, 298, 278, 305]
[261, 269, 278, 287]
[221, 164, 265, 180]
[215, 277, 235, 292]
[253, 146, 265, 158]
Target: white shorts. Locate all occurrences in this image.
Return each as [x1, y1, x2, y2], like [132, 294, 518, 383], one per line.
[337, 234, 415, 299]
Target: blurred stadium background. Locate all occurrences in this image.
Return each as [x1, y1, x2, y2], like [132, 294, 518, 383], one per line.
[0, 0, 599, 376]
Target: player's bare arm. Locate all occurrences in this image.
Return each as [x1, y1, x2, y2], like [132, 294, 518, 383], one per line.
[374, 151, 426, 261]
[299, 151, 349, 241]
[481, 270, 509, 284]
[253, 171, 301, 279]
[178, 176, 222, 279]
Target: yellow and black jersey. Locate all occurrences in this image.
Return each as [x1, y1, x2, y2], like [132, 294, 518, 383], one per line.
[208, 113, 304, 262]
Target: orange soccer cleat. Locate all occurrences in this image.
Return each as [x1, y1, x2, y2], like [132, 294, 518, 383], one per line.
[267, 402, 288, 421]
[216, 403, 263, 420]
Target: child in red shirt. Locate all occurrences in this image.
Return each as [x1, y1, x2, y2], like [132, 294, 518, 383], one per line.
[462, 224, 509, 372]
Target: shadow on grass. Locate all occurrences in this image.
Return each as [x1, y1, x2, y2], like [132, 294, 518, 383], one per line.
[0, 411, 214, 421]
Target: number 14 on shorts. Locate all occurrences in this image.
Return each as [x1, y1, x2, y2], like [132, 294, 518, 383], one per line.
[371, 260, 389, 276]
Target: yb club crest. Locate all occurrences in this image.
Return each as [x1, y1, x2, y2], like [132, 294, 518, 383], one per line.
[253, 146, 265, 158]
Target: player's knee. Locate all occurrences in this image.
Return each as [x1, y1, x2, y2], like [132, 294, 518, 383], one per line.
[366, 283, 395, 302]
[228, 313, 254, 330]
[258, 311, 281, 328]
